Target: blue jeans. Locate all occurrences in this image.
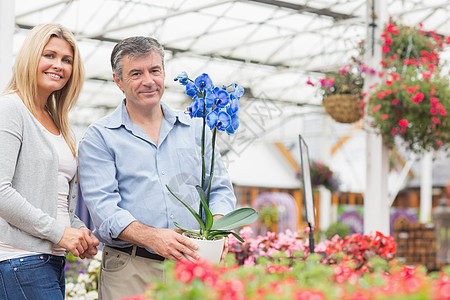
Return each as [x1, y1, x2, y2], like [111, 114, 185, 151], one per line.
[0, 254, 65, 300]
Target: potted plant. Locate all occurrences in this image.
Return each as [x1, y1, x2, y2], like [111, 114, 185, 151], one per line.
[296, 160, 341, 192]
[366, 21, 450, 153]
[308, 46, 372, 124]
[168, 72, 258, 262]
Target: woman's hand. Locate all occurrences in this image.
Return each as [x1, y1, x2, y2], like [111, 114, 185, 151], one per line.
[57, 227, 89, 257]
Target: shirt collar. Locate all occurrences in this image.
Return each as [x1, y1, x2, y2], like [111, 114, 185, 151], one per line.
[104, 99, 191, 129]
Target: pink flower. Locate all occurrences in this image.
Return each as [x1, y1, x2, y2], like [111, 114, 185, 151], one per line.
[391, 127, 397, 135]
[327, 78, 335, 87]
[430, 97, 439, 104]
[372, 104, 381, 113]
[406, 86, 416, 93]
[306, 78, 315, 86]
[432, 117, 441, 124]
[399, 119, 409, 127]
[392, 99, 399, 105]
[412, 92, 425, 103]
[381, 114, 388, 120]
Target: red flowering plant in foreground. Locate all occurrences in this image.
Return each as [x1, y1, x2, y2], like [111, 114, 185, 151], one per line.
[366, 21, 450, 153]
[124, 227, 450, 299]
[133, 246, 450, 299]
[227, 227, 396, 273]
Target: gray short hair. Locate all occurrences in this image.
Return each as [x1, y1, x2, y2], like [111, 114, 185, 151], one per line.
[111, 36, 165, 80]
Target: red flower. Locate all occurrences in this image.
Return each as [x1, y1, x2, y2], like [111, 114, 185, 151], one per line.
[384, 37, 393, 45]
[372, 104, 381, 113]
[391, 127, 397, 135]
[411, 92, 424, 103]
[392, 99, 398, 105]
[432, 117, 441, 124]
[376, 92, 385, 99]
[406, 86, 416, 93]
[399, 119, 408, 127]
[382, 45, 390, 54]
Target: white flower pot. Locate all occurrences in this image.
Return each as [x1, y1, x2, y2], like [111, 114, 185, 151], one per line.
[182, 232, 224, 264]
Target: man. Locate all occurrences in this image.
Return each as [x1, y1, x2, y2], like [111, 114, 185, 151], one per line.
[78, 36, 236, 300]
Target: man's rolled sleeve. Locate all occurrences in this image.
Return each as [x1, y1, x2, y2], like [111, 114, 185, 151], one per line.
[78, 126, 136, 245]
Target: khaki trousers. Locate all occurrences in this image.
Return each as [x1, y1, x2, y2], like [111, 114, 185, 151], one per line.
[98, 245, 165, 300]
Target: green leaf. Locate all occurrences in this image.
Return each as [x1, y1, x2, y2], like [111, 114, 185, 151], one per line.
[174, 222, 202, 238]
[166, 185, 206, 232]
[208, 230, 245, 243]
[211, 208, 258, 231]
[195, 185, 214, 231]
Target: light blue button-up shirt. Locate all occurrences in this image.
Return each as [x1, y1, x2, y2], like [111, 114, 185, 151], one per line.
[78, 100, 236, 248]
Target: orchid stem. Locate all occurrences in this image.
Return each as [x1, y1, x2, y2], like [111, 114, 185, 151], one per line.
[206, 127, 217, 205]
[199, 90, 207, 219]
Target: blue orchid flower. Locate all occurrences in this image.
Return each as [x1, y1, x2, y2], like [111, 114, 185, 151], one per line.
[216, 110, 231, 131]
[226, 113, 239, 135]
[186, 96, 204, 118]
[232, 83, 244, 98]
[174, 72, 189, 86]
[185, 82, 198, 98]
[194, 73, 213, 91]
[205, 109, 218, 130]
[228, 95, 239, 115]
[206, 87, 230, 109]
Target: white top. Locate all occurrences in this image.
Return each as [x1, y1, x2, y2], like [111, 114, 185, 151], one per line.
[0, 122, 76, 260]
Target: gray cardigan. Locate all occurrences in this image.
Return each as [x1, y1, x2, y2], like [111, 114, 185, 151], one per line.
[0, 93, 85, 254]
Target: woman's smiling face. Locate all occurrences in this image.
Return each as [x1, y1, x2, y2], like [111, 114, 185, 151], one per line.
[37, 37, 74, 96]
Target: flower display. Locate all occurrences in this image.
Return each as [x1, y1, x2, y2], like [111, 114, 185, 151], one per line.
[308, 60, 368, 98]
[169, 72, 258, 242]
[307, 48, 372, 123]
[65, 252, 101, 300]
[66, 228, 450, 299]
[366, 21, 450, 153]
[228, 227, 396, 271]
[130, 238, 450, 300]
[296, 160, 341, 192]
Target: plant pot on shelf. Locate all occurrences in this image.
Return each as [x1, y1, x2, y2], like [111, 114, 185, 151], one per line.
[182, 232, 225, 264]
[322, 94, 362, 124]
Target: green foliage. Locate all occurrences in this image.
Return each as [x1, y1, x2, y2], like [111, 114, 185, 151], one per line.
[324, 222, 351, 240]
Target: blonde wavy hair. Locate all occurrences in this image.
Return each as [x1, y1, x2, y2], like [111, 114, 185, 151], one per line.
[3, 23, 84, 156]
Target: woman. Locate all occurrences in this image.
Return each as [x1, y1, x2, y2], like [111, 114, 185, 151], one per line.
[0, 24, 99, 299]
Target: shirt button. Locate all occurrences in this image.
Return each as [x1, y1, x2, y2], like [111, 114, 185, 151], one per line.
[161, 171, 166, 175]
[170, 214, 174, 219]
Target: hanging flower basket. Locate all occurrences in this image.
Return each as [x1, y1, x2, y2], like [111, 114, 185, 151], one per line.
[365, 20, 450, 153]
[322, 94, 362, 124]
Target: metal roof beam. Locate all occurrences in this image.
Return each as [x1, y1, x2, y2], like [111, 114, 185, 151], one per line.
[15, 0, 72, 18]
[79, 0, 235, 39]
[245, 0, 354, 21]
